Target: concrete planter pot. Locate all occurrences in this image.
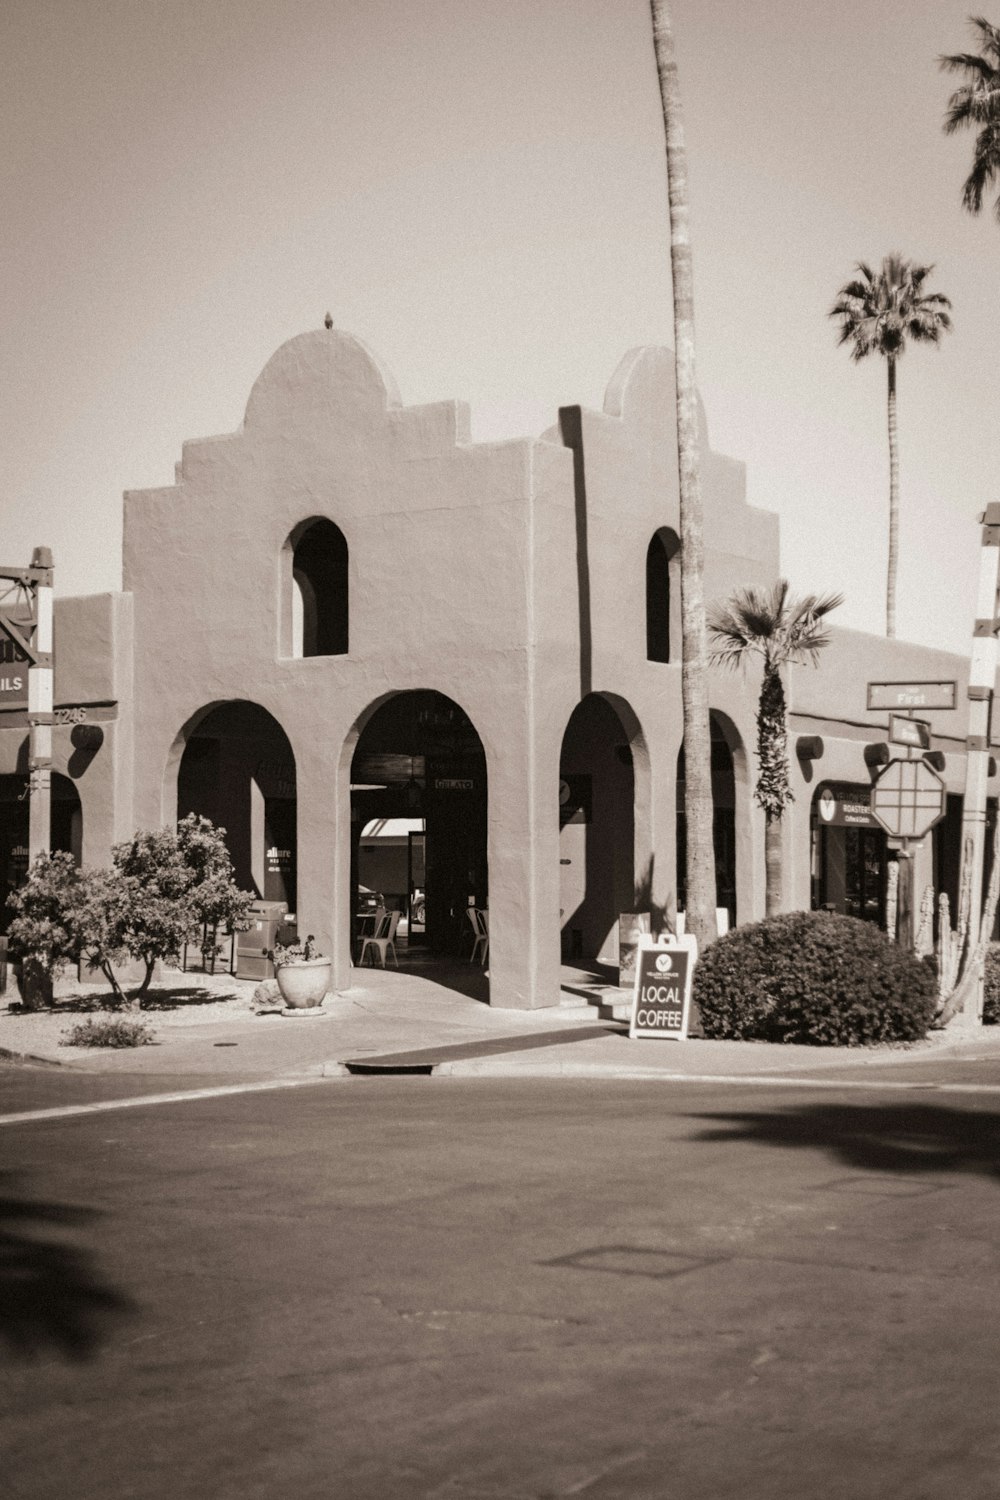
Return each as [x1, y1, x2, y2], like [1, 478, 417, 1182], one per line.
[275, 957, 331, 1011]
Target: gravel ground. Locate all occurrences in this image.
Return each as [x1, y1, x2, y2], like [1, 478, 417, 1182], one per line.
[0, 966, 266, 1058]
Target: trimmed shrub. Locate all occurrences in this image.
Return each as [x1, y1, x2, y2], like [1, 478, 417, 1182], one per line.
[62, 1017, 156, 1049]
[984, 944, 1000, 1025]
[693, 911, 936, 1046]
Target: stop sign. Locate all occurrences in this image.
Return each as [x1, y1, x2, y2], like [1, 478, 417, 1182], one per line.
[871, 758, 946, 839]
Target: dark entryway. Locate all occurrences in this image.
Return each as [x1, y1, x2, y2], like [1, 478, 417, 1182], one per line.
[350, 691, 487, 962]
[176, 702, 297, 911]
[0, 771, 82, 934]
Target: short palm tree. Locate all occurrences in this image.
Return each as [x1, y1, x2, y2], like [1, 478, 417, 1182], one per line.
[940, 16, 1000, 220]
[829, 256, 952, 638]
[708, 581, 842, 917]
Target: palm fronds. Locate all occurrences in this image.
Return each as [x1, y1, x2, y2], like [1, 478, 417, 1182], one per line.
[940, 16, 1000, 219]
[707, 580, 843, 673]
[829, 256, 952, 360]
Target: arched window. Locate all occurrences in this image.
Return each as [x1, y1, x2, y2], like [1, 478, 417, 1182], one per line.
[285, 518, 348, 657]
[646, 528, 680, 663]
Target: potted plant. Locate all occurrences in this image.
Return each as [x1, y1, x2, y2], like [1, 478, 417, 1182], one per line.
[271, 935, 331, 1012]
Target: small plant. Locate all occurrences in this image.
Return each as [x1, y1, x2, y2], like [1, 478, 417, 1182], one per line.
[271, 935, 324, 969]
[693, 910, 937, 1046]
[63, 1016, 156, 1048]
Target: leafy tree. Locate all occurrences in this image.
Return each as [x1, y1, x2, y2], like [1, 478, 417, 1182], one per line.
[5, 851, 81, 1007]
[649, 0, 718, 946]
[829, 255, 952, 638]
[7, 815, 253, 1008]
[708, 581, 842, 917]
[99, 816, 254, 1003]
[940, 16, 1000, 220]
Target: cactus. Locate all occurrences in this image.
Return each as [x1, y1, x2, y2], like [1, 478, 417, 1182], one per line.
[885, 859, 898, 942]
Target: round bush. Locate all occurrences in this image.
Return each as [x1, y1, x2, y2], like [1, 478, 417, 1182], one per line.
[692, 911, 936, 1046]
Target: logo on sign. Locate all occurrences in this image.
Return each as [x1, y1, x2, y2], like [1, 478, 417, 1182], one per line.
[819, 789, 836, 823]
[654, 952, 673, 973]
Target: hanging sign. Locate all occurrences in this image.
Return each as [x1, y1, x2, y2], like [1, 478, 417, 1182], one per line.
[814, 783, 880, 829]
[0, 630, 29, 709]
[629, 934, 698, 1041]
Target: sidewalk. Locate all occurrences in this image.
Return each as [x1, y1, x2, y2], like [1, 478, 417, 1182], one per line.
[3, 958, 1000, 1087]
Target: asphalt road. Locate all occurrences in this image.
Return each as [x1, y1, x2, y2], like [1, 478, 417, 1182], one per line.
[4, 1071, 1000, 1500]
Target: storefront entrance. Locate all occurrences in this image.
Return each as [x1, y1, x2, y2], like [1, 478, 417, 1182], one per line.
[812, 781, 888, 926]
[350, 691, 487, 964]
[0, 772, 82, 934]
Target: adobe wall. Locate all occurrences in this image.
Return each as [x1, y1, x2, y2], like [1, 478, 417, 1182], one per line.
[123, 328, 575, 1006]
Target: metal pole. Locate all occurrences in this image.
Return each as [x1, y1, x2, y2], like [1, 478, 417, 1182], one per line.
[27, 547, 53, 865]
[957, 505, 1000, 1022]
[895, 842, 914, 952]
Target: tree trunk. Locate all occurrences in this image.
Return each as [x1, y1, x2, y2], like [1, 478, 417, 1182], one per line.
[886, 356, 898, 639]
[763, 815, 783, 918]
[649, 0, 718, 950]
[99, 959, 129, 1010]
[756, 664, 791, 915]
[133, 957, 156, 1005]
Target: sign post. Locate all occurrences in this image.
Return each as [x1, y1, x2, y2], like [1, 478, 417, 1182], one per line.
[629, 934, 698, 1041]
[956, 504, 1000, 1022]
[869, 757, 946, 950]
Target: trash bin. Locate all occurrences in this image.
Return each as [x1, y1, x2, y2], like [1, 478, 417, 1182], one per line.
[236, 900, 288, 981]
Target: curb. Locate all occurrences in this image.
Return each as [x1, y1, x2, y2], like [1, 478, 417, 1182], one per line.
[432, 1059, 1000, 1091]
[0, 1045, 63, 1069]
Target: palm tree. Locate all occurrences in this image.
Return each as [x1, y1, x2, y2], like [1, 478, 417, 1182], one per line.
[649, 0, 718, 948]
[708, 582, 842, 917]
[941, 16, 1000, 220]
[829, 256, 952, 639]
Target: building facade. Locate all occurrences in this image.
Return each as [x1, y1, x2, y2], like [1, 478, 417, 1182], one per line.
[0, 327, 992, 1006]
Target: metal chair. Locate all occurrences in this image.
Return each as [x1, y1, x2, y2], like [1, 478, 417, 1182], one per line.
[355, 904, 386, 961]
[467, 906, 488, 966]
[359, 909, 400, 968]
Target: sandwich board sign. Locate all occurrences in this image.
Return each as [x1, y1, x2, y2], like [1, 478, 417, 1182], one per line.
[629, 934, 698, 1041]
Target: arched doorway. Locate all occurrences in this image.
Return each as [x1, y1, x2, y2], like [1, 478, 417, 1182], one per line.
[676, 713, 739, 930]
[350, 691, 488, 968]
[174, 702, 297, 910]
[559, 694, 642, 967]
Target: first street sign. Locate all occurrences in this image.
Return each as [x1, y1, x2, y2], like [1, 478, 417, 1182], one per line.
[867, 681, 957, 712]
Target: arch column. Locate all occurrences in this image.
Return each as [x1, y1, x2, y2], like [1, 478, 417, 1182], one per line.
[297, 736, 350, 988]
[486, 719, 561, 1009]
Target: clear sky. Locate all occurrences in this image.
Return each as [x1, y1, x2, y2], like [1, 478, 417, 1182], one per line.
[2, 0, 995, 656]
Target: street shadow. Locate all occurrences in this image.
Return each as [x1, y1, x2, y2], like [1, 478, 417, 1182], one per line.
[691, 1102, 1000, 1184]
[0, 1173, 136, 1360]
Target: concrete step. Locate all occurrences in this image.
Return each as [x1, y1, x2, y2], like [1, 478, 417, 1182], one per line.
[559, 990, 632, 1024]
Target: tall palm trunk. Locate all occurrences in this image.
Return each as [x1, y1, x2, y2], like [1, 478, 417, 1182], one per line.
[758, 664, 787, 915]
[649, 0, 718, 949]
[886, 356, 898, 639]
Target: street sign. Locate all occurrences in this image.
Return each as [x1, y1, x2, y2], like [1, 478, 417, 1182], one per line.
[867, 681, 957, 712]
[888, 714, 931, 750]
[629, 934, 698, 1041]
[871, 758, 946, 840]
